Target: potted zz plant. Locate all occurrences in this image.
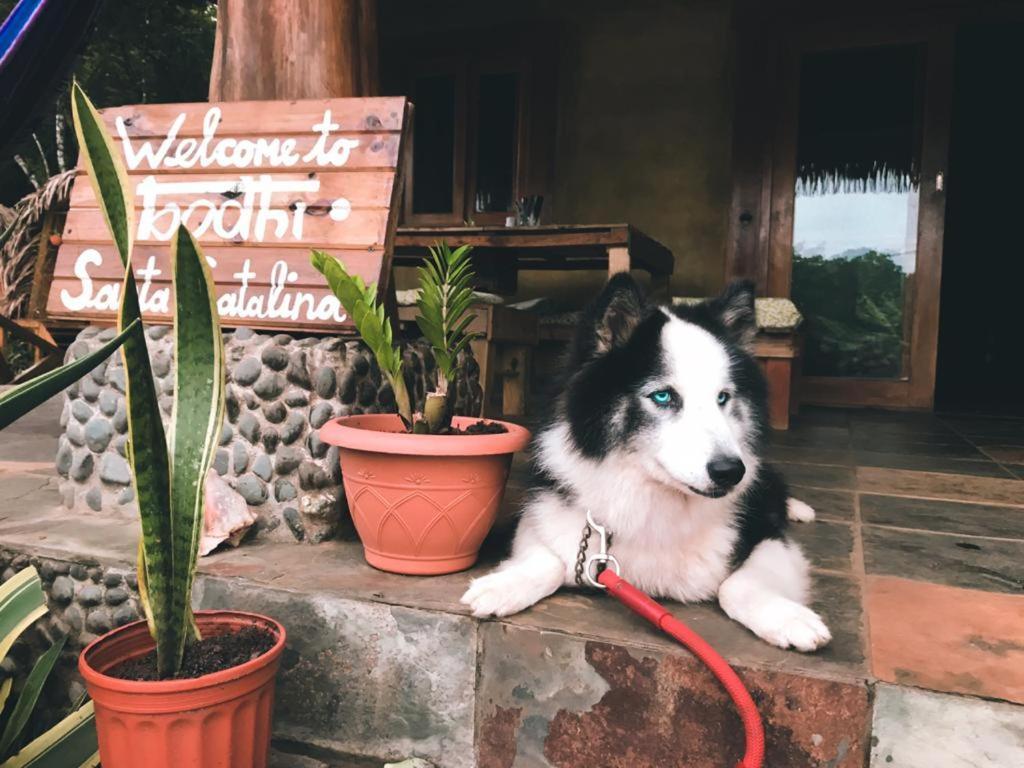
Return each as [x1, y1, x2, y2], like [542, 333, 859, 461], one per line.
[312, 245, 530, 575]
[65, 84, 284, 768]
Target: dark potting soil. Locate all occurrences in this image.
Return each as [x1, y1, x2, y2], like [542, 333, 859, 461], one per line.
[106, 625, 276, 681]
[442, 420, 508, 436]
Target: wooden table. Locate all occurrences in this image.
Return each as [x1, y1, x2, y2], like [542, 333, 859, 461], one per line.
[394, 223, 674, 295]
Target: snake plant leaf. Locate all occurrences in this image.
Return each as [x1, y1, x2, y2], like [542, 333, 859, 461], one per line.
[0, 636, 66, 758]
[0, 701, 98, 768]
[70, 84, 176, 670]
[0, 320, 138, 430]
[0, 569, 46, 674]
[70, 82, 133, 267]
[166, 224, 225, 675]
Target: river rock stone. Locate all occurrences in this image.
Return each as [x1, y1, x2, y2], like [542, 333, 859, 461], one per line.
[69, 451, 94, 482]
[51, 575, 74, 604]
[273, 447, 303, 475]
[56, 440, 73, 477]
[253, 372, 284, 400]
[263, 401, 286, 424]
[261, 429, 279, 454]
[233, 356, 262, 386]
[78, 584, 103, 607]
[252, 454, 273, 482]
[112, 401, 128, 433]
[105, 587, 129, 606]
[118, 486, 135, 504]
[80, 376, 101, 402]
[220, 422, 233, 446]
[307, 431, 328, 459]
[236, 474, 268, 505]
[99, 453, 132, 485]
[282, 507, 305, 541]
[109, 367, 126, 393]
[213, 449, 229, 476]
[283, 388, 309, 407]
[71, 400, 92, 424]
[98, 389, 119, 416]
[232, 442, 249, 474]
[86, 608, 112, 634]
[313, 366, 336, 398]
[152, 350, 171, 377]
[238, 413, 261, 444]
[85, 417, 113, 452]
[274, 479, 297, 502]
[261, 345, 289, 371]
[309, 402, 334, 429]
[85, 487, 102, 511]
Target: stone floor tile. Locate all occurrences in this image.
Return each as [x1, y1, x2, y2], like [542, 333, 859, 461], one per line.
[789, 520, 855, 573]
[862, 526, 1024, 593]
[861, 493, 1024, 540]
[851, 451, 1013, 478]
[979, 445, 1024, 464]
[786, 486, 855, 522]
[765, 444, 856, 467]
[866, 576, 1024, 704]
[776, 463, 856, 490]
[477, 622, 870, 768]
[856, 466, 1024, 505]
[870, 684, 1024, 768]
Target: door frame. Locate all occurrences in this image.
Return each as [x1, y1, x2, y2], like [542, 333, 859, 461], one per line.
[727, 14, 955, 409]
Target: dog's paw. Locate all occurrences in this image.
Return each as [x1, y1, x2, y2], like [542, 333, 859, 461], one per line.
[460, 570, 540, 618]
[755, 600, 831, 652]
[787, 497, 816, 523]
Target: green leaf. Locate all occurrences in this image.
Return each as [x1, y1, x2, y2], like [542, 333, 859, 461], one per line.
[71, 84, 177, 672]
[70, 83, 133, 268]
[0, 637, 66, 758]
[0, 701, 98, 768]
[0, 320, 139, 431]
[311, 250, 412, 425]
[416, 241, 480, 388]
[165, 225, 225, 676]
[0, 569, 46, 671]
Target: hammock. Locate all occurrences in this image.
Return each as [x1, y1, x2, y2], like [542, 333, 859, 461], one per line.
[0, 0, 102, 152]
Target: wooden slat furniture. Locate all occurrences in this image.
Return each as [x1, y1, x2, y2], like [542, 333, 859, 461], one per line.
[397, 302, 538, 419]
[394, 223, 674, 295]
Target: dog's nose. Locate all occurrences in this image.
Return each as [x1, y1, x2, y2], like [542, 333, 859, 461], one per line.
[707, 456, 745, 488]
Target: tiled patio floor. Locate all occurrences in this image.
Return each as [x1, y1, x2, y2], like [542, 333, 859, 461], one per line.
[769, 407, 1024, 707]
[2, 397, 1023, 766]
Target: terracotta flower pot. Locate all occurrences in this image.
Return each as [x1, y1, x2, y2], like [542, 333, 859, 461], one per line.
[319, 414, 531, 575]
[79, 610, 285, 768]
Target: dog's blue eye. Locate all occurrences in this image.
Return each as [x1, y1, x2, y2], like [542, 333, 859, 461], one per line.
[650, 390, 673, 406]
[717, 390, 731, 406]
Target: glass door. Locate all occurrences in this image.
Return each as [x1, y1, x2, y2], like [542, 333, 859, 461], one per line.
[769, 27, 953, 408]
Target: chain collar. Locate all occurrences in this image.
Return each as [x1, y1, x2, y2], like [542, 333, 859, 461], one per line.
[574, 511, 620, 589]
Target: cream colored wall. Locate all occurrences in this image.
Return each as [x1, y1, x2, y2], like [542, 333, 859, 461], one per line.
[382, 0, 737, 304]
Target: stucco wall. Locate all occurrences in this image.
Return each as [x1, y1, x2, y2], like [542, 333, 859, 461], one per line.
[381, 0, 737, 301]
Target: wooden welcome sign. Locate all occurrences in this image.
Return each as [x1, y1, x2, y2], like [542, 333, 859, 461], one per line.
[46, 97, 411, 332]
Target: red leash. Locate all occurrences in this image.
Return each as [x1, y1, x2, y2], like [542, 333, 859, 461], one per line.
[580, 512, 764, 768]
[598, 569, 765, 768]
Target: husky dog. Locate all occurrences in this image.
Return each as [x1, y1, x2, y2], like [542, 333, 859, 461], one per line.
[461, 276, 830, 652]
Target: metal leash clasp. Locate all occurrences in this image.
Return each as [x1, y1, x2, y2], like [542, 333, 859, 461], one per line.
[583, 510, 620, 589]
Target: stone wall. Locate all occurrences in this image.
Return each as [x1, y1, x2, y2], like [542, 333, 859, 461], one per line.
[56, 326, 482, 545]
[0, 549, 142, 734]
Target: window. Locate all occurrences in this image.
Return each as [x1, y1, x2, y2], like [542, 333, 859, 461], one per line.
[386, 35, 554, 226]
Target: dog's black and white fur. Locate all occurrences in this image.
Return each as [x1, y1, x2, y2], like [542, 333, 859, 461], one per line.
[461, 276, 830, 652]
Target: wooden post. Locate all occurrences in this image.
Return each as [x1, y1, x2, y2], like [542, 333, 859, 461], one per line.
[209, 0, 379, 101]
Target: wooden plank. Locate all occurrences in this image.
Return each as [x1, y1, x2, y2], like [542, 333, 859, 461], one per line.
[70, 171, 396, 209]
[102, 97, 408, 136]
[607, 246, 631, 276]
[62, 207, 389, 249]
[93, 134, 403, 175]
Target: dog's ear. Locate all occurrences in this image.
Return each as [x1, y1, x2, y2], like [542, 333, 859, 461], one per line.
[572, 273, 650, 363]
[708, 279, 757, 349]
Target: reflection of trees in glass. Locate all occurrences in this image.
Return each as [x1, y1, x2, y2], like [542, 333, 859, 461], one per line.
[792, 250, 906, 378]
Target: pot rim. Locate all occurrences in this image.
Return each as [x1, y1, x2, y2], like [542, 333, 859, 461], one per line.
[78, 609, 286, 694]
[319, 413, 531, 456]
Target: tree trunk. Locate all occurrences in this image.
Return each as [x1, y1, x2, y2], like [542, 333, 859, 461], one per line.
[209, 0, 378, 101]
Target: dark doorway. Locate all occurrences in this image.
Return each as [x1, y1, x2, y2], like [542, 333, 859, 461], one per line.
[935, 21, 1024, 415]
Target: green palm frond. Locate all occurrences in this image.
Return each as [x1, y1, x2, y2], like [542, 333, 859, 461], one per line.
[415, 242, 480, 386]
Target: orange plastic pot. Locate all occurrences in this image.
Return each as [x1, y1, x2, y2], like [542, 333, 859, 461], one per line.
[319, 414, 531, 575]
[79, 610, 285, 768]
